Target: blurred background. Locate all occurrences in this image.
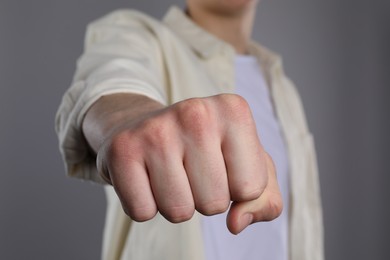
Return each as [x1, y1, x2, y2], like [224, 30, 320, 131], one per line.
[1, 0, 389, 259]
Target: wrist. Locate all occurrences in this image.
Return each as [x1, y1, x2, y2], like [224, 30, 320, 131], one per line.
[82, 93, 164, 153]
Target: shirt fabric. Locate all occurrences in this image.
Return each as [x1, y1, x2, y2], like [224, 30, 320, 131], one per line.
[55, 6, 324, 260]
[201, 55, 290, 260]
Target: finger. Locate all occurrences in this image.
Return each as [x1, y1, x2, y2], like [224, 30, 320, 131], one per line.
[226, 153, 283, 234]
[146, 152, 195, 223]
[184, 138, 230, 216]
[222, 120, 268, 202]
[108, 158, 158, 222]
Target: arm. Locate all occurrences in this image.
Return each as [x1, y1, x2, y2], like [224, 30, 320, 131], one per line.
[82, 92, 282, 234]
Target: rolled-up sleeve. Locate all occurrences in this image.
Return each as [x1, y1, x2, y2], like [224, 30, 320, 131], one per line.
[55, 10, 167, 183]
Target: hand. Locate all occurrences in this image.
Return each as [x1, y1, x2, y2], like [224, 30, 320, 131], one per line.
[96, 94, 282, 234]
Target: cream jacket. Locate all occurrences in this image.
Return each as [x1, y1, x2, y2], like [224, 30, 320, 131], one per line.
[55, 6, 324, 260]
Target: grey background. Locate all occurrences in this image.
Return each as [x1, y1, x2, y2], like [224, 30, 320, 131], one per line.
[1, 0, 389, 259]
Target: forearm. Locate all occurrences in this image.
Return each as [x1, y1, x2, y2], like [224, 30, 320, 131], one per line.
[82, 93, 165, 153]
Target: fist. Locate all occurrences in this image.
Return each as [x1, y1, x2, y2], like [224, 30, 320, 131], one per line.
[97, 94, 282, 234]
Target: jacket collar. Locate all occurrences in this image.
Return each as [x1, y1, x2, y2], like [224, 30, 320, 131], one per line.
[163, 6, 234, 59]
[162, 6, 282, 71]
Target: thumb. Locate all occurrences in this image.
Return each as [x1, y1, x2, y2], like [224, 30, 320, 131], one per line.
[226, 154, 283, 235]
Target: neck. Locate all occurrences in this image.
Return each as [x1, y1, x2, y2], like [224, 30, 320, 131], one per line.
[186, 4, 256, 54]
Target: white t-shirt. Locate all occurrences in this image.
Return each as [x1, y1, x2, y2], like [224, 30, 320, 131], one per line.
[202, 55, 290, 260]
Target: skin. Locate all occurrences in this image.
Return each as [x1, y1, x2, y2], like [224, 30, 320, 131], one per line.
[186, 0, 258, 54]
[82, 0, 282, 235]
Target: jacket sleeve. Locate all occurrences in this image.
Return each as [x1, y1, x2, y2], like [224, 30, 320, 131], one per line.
[55, 10, 167, 183]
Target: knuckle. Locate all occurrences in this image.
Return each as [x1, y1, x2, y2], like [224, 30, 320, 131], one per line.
[141, 116, 171, 147]
[176, 98, 211, 136]
[123, 204, 157, 222]
[177, 98, 208, 117]
[231, 180, 264, 202]
[265, 196, 283, 221]
[218, 94, 252, 123]
[104, 131, 145, 170]
[106, 132, 135, 161]
[161, 205, 195, 223]
[196, 198, 230, 216]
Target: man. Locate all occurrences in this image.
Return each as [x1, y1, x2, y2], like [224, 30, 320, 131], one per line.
[56, 0, 324, 259]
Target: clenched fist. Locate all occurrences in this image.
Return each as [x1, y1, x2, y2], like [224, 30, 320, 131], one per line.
[83, 93, 282, 234]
